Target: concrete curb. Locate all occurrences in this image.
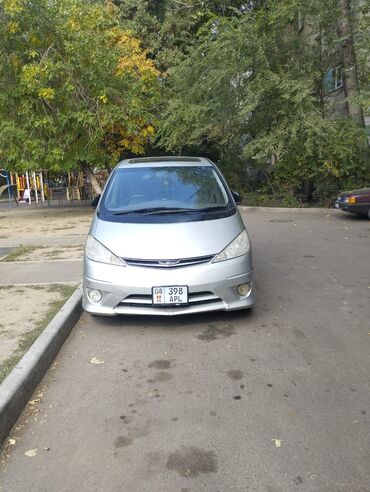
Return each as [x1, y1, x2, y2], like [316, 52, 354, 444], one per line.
[0, 285, 83, 443]
[239, 206, 334, 213]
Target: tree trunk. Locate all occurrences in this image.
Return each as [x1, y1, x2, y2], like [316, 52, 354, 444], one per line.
[81, 162, 102, 195]
[338, 0, 365, 127]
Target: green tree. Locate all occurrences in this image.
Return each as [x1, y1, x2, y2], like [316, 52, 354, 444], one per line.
[157, 0, 369, 199]
[116, 0, 251, 72]
[0, 0, 160, 192]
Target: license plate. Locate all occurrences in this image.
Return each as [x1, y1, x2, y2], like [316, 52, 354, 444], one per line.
[335, 203, 339, 208]
[152, 286, 188, 305]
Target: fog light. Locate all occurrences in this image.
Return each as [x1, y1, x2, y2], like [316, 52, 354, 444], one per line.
[88, 289, 102, 302]
[237, 283, 250, 297]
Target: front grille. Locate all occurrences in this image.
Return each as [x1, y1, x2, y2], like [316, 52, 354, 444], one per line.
[119, 291, 220, 308]
[123, 255, 214, 268]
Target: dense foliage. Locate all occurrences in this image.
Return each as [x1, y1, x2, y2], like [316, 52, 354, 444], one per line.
[0, 0, 159, 172]
[1, 0, 369, 202]
[151, 0, 370, 200]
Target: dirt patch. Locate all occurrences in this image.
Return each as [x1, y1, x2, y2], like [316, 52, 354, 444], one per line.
[0, 284, 76, 382]
[0, 207, 93, 241]
[0, 207, 85, 384]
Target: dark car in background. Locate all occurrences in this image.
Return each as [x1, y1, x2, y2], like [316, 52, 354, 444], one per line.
[335, 188, 370, 219]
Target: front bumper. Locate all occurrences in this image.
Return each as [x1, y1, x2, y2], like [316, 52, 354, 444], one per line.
[335, 200, 368, 215]
[335, 200, 350, 212]
[82, 254, 255, 316]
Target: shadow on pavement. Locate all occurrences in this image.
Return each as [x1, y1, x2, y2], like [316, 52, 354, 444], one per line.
[90, 307, 254, 331]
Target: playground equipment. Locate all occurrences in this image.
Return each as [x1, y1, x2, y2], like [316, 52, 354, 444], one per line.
[15, 171, 45, 204]
[0, 171, 18, 207]
[1, 169, 94, 207]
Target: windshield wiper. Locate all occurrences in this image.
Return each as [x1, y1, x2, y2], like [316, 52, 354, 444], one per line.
[143, 207, 198, 215]
[111, 210, 146, 215]
[111, 206, 230, 216]
[197, 206, 229, 212]
[112, 207, 197, 216]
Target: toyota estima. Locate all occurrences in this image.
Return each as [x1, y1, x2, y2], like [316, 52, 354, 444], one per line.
[83, 157, 255, 316]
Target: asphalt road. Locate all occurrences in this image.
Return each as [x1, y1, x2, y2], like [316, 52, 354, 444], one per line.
[1, 209, 370, 492]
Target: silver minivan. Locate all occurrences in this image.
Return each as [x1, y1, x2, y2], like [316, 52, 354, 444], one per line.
[83, 156, 255, 316]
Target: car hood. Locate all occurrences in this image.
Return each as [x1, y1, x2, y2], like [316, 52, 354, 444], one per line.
[339, 187, 370, 197]
[91, 213, 245, 259]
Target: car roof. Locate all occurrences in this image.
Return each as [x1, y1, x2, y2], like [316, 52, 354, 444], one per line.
[117, 156, 213, 168]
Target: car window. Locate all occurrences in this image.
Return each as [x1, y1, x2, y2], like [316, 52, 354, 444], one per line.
[102, 166, 229, 212]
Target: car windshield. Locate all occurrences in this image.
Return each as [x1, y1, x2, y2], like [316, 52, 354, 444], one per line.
[101, 165, 230, 213]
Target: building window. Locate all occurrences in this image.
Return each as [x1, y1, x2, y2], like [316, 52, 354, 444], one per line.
[324, 65, 344, 93]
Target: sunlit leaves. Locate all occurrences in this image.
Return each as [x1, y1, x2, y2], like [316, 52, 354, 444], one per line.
[3, 0, 24, 16]
[0, 0, 160, 171]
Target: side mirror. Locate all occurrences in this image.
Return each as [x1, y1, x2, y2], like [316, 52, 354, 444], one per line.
[232, 191, 241, 205]
[91, 194, 101, 209]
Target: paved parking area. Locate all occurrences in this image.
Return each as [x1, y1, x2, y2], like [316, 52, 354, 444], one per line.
[1, 209, 369, 491]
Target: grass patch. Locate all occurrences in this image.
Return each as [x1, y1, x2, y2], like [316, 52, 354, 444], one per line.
[0, 284, 77, 384]
[0, 353, 22, 384]
[47, 284, 76, 295]
[44, 249, 63, 256]
[0, 245, 43, 262]
[55, 244, 83, 249]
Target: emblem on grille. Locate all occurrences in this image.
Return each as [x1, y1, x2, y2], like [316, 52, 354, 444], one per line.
[158, 259, 181, 267]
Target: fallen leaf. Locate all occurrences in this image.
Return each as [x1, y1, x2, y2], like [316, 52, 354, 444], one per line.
[272, 439, 283, 448]
[8, 439, 16, 446]
[29, 399, 40, 405]
[25, 449, 38, 457]
[90, 357, 104, 365]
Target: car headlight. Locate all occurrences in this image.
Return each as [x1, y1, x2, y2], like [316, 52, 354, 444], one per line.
[213, 229, 250, 263]
[343, 196, 356, 204]
[85, 235, 125, 266]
